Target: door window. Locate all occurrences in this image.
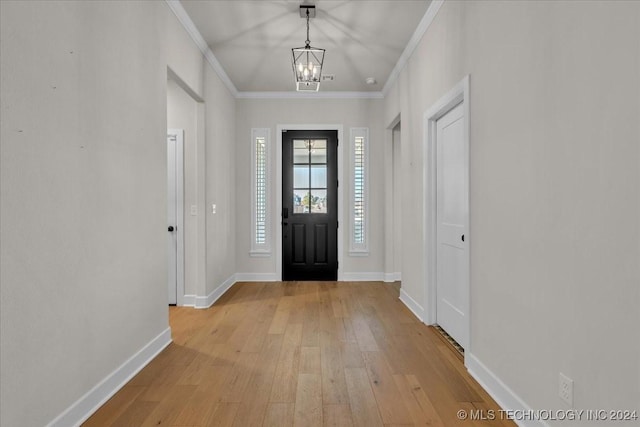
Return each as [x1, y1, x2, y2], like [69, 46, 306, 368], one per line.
[292, 139, 327, 214]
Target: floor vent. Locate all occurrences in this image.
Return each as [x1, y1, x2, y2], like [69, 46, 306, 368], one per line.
[433, 324, 464, 357]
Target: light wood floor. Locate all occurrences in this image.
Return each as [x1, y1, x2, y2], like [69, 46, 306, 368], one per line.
[85, 282, 515, 427]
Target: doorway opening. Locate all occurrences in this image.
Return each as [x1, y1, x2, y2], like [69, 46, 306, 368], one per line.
[166, 69, 205, 307]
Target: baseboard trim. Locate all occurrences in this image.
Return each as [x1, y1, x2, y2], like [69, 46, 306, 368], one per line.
[46, 327, 172, 427]
[341, 272, 385, 281]
[398, 288, 424, 322]
[235, 273, 278, 282]
[466, 353, 548, 427]
[383, 272, 402, 282]
[182, 294, 196, 307]
[194, 274, 236, 309]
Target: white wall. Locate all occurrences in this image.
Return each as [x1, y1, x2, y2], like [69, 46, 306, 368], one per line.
[235, 98, 385, 279]
[0, 2, 169, 426]
[385, 0, 640, 421]
[0, 1, 237, 425]
[165, 5, 204, 100]
[205, 65, 237, 295]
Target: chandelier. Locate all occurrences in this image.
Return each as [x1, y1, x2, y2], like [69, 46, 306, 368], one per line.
[291, 5, 325, 92]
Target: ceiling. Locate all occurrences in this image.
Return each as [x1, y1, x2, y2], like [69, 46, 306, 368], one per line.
[179, 1, 432, 93]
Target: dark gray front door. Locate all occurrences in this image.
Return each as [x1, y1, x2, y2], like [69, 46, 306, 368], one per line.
[282, 130, 338, 281]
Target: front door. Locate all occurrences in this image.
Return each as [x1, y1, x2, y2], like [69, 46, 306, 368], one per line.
[282, 130, 338, 281]
[435, 102, 469, 349]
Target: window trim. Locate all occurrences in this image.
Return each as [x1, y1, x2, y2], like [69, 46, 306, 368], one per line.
[250, 128, 271, 256]
[349, 127, 369, 256]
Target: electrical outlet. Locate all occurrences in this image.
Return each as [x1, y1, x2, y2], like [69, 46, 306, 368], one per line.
[190, 205, 197, 216]
[559, 373, 573, 406]
[211, 204, 216, 214]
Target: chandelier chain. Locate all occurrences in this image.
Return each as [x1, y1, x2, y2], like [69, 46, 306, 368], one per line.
[305, 8, 310, 47]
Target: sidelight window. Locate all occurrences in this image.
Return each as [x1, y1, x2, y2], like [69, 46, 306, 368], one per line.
[350, 128, 369, 255]
[251, 128, 271, 256]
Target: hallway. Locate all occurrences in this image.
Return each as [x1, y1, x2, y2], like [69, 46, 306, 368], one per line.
[85, 282, 514, 427]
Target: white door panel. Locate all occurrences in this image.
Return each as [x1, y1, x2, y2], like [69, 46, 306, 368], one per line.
[167, 130, 184, 306]
[167, 134, 177, 305]
[436, 102, 468, 349]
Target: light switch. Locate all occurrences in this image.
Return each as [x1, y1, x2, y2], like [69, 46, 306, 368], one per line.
[190, 205, 197, 216]
[211, 204, 216, 214]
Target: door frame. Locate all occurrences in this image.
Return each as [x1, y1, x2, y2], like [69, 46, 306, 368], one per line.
[167, 128, 185, 306]
[276, 124, 344, 281]
[423, 75, 470, 353]
[384, 114, 402, 282]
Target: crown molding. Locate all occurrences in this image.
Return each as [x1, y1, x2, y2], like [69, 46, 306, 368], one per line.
[165, 0, 238, 97]
[236, 91, 384, 100]
[382, 0, 444, 96]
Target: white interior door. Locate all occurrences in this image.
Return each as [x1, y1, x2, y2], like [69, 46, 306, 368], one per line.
[436, 102, 469, 349]
[167, 130, 184, 305]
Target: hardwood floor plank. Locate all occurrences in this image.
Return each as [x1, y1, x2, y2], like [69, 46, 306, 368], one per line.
[321, 342, 350, 404]
[409, 325, 481, 403]
[393, 374, 445, 427]
[240, 317, 271, 353]
[361, 352, 412, 425]
[351, 315, 379, 352]
[300, 346, 321, 374]
[301, 301, 321, 347]
[270, 345, 301, 402]
[268, 296, 293, 334]
[264, 403, 295, 427]
[82, 385, 145, 426]
[323, 404, 354, 427]
[293, 373, 322, 427]
[220, 351, 260, 402]
[139, 385, 197, 427]
[344, 368, 384, 427]
[172, 400, 218, 426]
[85, 282, 515, 427]
[338, 317, 357, 343]
[109, 400, 158, 427]
[205, 402, 240, 427]
[340, 342, 364, 369]
[270, 323, 303, 402]
[232, 334, 283, 427]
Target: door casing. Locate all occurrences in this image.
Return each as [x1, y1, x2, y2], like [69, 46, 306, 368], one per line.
[276, 124, 344, 281]
[423, 76, 471, 355]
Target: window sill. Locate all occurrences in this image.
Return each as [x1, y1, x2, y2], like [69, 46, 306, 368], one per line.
[249, 251, 272, 258]
[348, 250, 369, 257]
